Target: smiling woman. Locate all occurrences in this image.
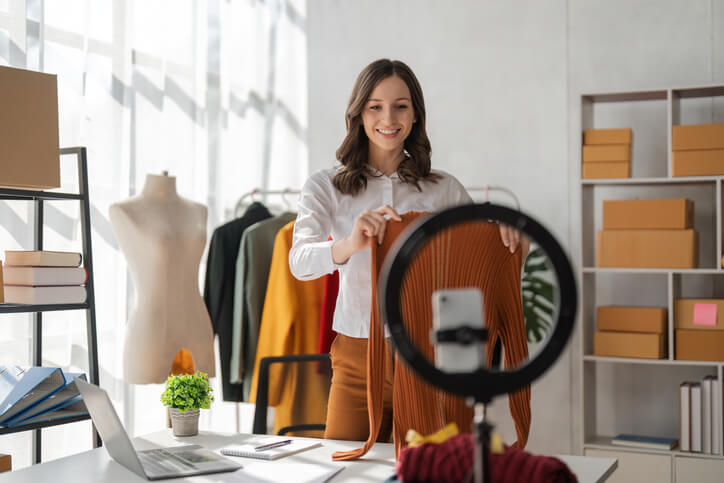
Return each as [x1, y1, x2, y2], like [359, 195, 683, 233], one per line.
[287, 58, 527, 452]
[333, 59, 439, 196]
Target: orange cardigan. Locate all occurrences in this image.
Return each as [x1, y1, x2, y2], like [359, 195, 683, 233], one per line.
[249, 221, 329, 437]
[334, 212, 531, 460]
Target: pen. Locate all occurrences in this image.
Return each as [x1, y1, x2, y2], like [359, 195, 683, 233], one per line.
[254, 439, 292, 452]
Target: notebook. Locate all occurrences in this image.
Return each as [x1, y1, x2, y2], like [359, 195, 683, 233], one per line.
[611, 433, 678, 450]
[230, 462, 344, 483]
[220, 439, 322, 460]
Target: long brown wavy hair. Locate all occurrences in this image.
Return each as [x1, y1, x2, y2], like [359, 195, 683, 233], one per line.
[333, 59, 440, 195]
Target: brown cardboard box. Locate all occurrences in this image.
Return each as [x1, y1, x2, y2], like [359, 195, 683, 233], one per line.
[0, 260, 3, 303]
[0, 65, 60, 189]
[672, 123, 724, 151]
[597, 306, 667, 333]
[602, 198, 693, 229]
[583, 128, 632, 145]
[582, 162, 630, 179]
[0, 453, 9, 473]
[582, 145, 631, 162]
[596, 229, 698, 268]
[675, 329, 724, 361]
[675, 299, 724, 330]
[594, 330, 665, 359]
[672, 149, 724, 177]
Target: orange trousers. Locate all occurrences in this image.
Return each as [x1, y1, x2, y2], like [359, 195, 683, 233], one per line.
[323, 334, 394, 441]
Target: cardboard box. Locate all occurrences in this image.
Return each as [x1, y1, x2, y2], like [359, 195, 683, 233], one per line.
[0, 453, 9, 473]
[582, 145, 631, 162]
[672, 123, 724, 151]
[596, 229, 698, 268]
[0, 261, 3, 303]
[0, 65, 60, 189]
[597, 306, 667, 333]
[675, 329, 724, 362]
[594, 330, 665, 359]
[602, 198, 693, 230]
[583, 128, 632, 145]
[672, 149, 724, 177]
[582, 162, 630, 179]
[675, 299, 724, 330]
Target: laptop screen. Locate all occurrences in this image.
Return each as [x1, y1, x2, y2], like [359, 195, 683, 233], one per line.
[74, 379, 147, 478]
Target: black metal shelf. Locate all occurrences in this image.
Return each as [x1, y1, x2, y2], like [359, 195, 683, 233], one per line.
[0, 147, 101, 463]
[0, 187, 83, 201]
[0, 303, 90, 314]
[0, 414, 91, 435]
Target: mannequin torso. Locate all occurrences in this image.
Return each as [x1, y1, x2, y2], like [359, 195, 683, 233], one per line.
[109, 173, 215, 383]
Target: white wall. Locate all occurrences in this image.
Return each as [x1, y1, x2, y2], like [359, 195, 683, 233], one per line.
[308, 0, 724, 455]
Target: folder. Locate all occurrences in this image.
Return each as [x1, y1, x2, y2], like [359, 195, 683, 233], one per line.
[3, 372, 87, 427]
[0, 366, 65, 425]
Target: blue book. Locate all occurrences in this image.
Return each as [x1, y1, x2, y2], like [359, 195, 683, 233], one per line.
[0, 366, 65, 425]
[611, 433, 678, 450]
[3, 372, 87, 427]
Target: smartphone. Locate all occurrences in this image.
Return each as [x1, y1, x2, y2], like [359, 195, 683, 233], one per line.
[431, 288, 486, 372]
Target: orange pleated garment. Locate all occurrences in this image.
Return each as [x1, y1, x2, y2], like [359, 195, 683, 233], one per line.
[333, 212, 531, 461]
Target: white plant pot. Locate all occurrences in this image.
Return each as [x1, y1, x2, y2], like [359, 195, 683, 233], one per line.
[169, 408, 200, 437]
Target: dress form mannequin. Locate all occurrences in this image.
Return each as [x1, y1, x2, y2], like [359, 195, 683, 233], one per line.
[109, 172, 215, 383]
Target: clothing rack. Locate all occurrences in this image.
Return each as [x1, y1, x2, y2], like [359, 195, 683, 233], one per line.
[234, 188, 301, 217]
[234, 185, 519, 218]
[465, 185, 520, 211]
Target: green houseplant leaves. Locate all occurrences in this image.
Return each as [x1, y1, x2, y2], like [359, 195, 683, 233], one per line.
[522, 246, 556, 343]
[160, 371, 214, 413]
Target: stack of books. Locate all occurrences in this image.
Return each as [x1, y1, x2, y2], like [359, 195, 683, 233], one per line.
[2, 251, 86, 305]
[680, 376, 721, 454]
[0, 366, 88, 428]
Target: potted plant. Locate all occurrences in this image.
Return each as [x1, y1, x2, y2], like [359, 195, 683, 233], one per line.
[161, 371, 214, 437]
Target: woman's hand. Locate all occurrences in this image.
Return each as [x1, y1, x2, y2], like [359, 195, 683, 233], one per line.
[332, 205, 401, 264]
[499, 224, 530, 259]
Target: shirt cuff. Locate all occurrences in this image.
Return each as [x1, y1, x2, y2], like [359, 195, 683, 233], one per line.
[319, 239, 344, 271]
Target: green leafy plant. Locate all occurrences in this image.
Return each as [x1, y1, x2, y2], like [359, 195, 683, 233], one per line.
[160, 371, 214, 413]
[522, 246, 556, 343]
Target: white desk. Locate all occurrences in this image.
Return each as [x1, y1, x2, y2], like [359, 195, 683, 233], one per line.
[0, 430, 617, 482]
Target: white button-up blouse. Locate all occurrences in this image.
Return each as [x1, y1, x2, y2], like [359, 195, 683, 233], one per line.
[289, 167, 472, 338]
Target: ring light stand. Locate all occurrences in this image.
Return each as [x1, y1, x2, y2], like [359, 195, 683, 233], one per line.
[378, 203, 577, 483]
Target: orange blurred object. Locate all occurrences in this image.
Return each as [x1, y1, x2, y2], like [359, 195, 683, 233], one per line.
[170, 349, 196, 376]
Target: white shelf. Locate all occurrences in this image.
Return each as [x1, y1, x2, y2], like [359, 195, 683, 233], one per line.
[579, 84, 724, 481]
[582, 268, 723, 275]
[585, 437, 724, 460]
[583, 355, 723, 367]
[582, 176, 721, 185]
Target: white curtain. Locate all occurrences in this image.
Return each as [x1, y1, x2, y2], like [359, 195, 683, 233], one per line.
[0, 0, 307, 468]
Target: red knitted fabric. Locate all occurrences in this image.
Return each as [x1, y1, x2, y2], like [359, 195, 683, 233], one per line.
[397, 434, 578, 483]
[317, 270, 339, 355]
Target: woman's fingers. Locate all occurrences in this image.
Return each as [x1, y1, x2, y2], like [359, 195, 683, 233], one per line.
[499, 224, 521, 253]
[499, 224, 511, 249]
[376, 204, 402, 221]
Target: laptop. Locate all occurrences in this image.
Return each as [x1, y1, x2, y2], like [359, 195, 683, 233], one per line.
[75, 379, 241, 480]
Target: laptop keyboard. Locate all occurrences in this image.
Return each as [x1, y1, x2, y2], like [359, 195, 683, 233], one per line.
[139, 449, 196, 475]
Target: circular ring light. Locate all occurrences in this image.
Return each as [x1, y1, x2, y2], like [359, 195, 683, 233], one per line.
[378, 203, 577, 403]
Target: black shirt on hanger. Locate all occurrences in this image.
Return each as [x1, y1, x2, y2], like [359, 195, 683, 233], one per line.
[204, 201, 272, 401]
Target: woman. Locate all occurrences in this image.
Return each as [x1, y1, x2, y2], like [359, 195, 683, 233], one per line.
[289, 58, 525, 441]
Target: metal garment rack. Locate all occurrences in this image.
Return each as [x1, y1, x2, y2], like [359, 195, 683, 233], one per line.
[466, 185, 520, 210]
[0, 147, 101, 463]
[234, 187, 301, 217]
